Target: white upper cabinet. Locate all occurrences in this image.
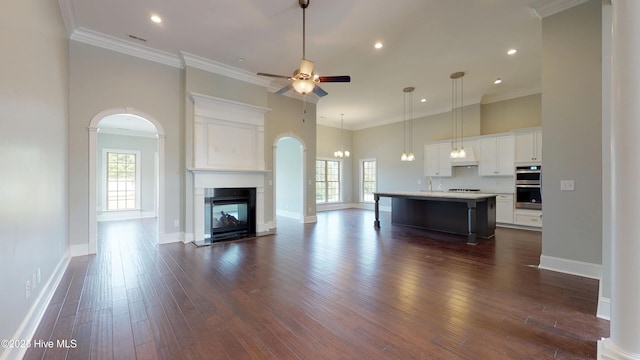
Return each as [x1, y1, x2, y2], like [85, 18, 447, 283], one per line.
[478, 135, 515, 176]
[424, 142, 452, 177]
[514, 129, 542, 163]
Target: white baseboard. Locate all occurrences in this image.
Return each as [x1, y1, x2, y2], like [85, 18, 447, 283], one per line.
[276, 209, 302, 219]
[304, 215, 317, 223]
[0, 255, 70, 360]
[317, 203, 359, 212]
[97, 210, 155, 222]
[538, 255, 602, 280]
[597, 296, 610, 320]
[159, 232, 183, 244]
[69, 243, 90, 257]
[598, 337, 640, 360]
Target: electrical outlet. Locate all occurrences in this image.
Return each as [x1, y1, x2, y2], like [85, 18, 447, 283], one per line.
[37, 268, 41, 284]
[31, 272, 37, 290]
[174, 219, 180, 227]
[560, 180, 575, 191]
[25, 280, 31, 299]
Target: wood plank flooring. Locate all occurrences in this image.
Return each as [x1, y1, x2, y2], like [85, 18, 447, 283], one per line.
[24, 209, 609, 359]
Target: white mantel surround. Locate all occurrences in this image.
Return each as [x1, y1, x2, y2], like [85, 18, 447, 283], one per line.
[188, 93, 272, 245]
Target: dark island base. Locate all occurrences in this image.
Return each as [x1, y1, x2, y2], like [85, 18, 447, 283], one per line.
[390, 197, 496, 243]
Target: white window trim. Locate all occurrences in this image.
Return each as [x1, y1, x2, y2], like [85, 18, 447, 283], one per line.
[316, 157, 343, 203]
[360, 158, 377, 203]
[102, 148, 141, 212]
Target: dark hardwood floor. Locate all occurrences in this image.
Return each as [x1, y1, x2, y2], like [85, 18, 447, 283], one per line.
[25, 209, 609, 359]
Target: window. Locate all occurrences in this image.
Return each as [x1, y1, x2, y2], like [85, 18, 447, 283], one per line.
[105, 150, 140, 210]
[361, 159, 377, 202]
[316, 159, 341, 203]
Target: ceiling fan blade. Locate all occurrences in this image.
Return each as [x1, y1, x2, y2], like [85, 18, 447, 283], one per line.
[257, 72, 291, 79]
[312, 85, 328, 97]
[318, 75, 351, 83]
[275, 84, 293, 95]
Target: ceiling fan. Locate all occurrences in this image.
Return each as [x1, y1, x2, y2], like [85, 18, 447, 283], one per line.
[257, 0, 351, 97]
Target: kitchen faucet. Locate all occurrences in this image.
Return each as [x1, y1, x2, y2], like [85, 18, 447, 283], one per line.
[428, 177, 433, 192]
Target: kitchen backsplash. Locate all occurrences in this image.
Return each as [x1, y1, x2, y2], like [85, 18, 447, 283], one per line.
[428, 166, 515, 194]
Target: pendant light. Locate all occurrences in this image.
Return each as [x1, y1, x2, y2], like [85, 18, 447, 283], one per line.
[334, 114, 350, 158]
[401, 86, 416, 161]
[450, 71, 466, 159]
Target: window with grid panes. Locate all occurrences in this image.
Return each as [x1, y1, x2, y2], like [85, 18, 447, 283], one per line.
[362, 159, 377, 202]
[106, 151, 138, 210]
[316, 159, 340, 203]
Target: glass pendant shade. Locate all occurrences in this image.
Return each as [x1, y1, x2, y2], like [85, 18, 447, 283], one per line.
[292, 79, 315, 94]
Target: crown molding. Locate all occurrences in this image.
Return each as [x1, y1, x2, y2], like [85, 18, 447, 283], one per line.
[57, 0, 76, 35]
[180, 52, 272, 88]
[528, 0, 589, 19]
[70, 27, 184, 68]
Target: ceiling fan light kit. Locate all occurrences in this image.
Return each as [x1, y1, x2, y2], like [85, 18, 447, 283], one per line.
[257, 0, 350, 98]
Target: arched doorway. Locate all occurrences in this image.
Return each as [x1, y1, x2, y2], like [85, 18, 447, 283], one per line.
[88, 107, 165, 254]
[274, 135, 306, 225]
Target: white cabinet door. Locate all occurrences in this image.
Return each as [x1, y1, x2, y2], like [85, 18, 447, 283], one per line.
[495, 135, 515, 175]
[478, 138, 498, 176]
[514, 209, 543, 227]
[496, 194, 514, 224]
[424, 142, 452, 177]
[479, 135, 514, 176]
[515, 130, 542, 163]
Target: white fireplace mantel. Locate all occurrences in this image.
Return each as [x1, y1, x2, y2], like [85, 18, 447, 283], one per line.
[187, 93, 272, 245]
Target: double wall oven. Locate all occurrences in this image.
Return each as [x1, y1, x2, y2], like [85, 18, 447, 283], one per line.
[515, 165, 542, 210]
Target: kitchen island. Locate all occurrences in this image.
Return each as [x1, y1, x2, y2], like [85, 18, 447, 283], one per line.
[373, 191, 497, 244]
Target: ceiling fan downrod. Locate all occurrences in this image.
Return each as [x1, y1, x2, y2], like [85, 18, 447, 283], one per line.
[300, 0, 309, 60]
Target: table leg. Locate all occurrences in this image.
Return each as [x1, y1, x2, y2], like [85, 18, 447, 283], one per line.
[374, 194, 381, 229]
[467, 200, 477, 245]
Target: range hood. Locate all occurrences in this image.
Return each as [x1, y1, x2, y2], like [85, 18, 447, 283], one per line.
[449, 145, 479, 167]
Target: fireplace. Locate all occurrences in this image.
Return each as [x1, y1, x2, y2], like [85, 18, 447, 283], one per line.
[205, 188, 256, 243]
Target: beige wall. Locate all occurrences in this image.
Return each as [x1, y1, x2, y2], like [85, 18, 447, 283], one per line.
[481, 94, 542, 134]
[0, 0, 69, 351]
[69, 42, 183, 244]
[317, 124, 354, 203]
[541, 0, 602, 265]
[266, 94, 317, 221]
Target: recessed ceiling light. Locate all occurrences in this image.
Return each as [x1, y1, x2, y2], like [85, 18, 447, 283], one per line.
[421, 98, 427, 103]
[150, 15, 162, 23]
[374, 42, 383, 49]
[494, 78, 503, 84]
[507, 49, 517, 55]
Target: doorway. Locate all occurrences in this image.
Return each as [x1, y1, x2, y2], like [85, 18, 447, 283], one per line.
[88, 108, 165, 254]
[274, 136, 305, 224]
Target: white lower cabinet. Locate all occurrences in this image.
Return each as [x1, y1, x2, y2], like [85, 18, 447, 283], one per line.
[514, 209, 543, 228]
[496, 194, 514, 224]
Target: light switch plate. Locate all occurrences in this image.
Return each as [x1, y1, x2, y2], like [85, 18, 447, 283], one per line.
[560, 180, 575, 191]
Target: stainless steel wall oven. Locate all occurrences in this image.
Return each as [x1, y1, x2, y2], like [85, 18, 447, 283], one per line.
[515, 165, 541, 210]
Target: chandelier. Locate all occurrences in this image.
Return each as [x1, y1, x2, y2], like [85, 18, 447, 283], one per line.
[334, 113, 350, 158]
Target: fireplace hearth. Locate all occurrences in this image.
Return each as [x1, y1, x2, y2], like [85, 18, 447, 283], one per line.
[204, 187, 256, 243]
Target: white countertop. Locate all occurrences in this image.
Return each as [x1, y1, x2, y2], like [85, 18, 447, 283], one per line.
[374, 191, 497, 200]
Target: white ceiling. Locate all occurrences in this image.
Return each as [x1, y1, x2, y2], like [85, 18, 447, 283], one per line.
[60, 0, 543, 130]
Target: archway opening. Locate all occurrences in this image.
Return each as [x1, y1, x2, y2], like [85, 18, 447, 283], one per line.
[88, 108, 165, 254]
